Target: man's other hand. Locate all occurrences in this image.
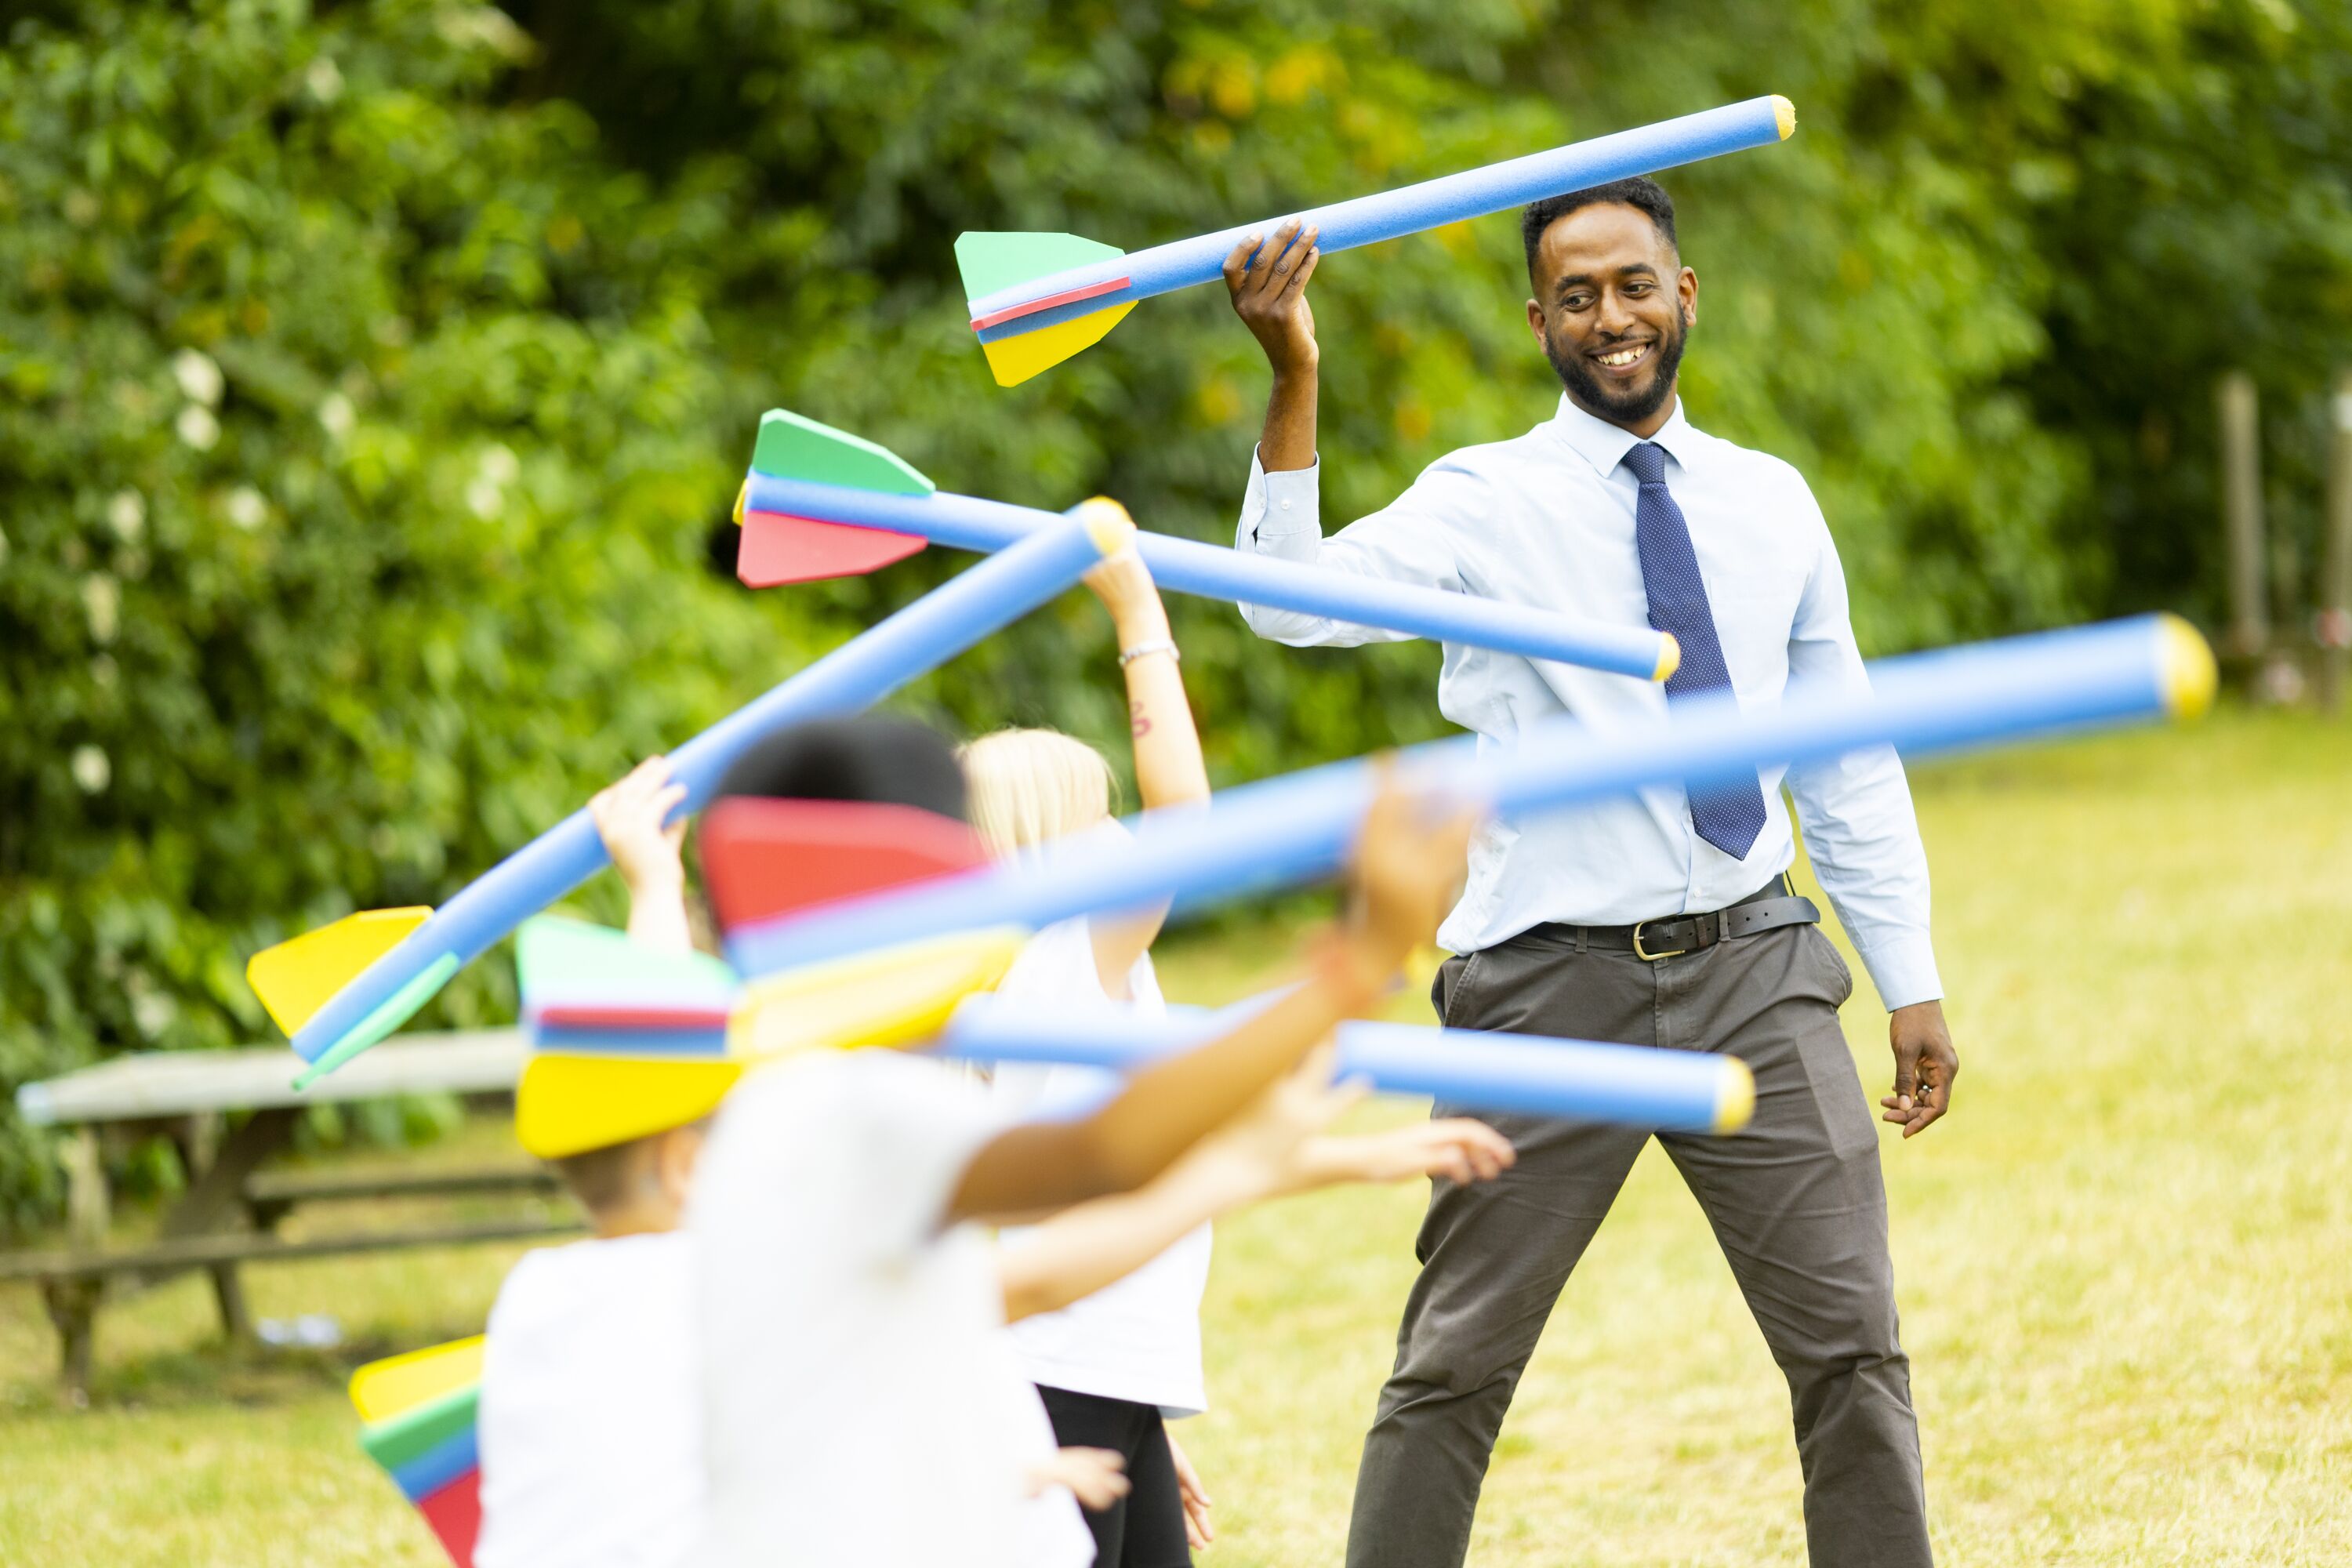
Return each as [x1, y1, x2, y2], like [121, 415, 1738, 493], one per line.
[1882, 1000, 1957, 1138]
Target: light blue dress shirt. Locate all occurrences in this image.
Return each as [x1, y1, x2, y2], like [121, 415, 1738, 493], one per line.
[1236, 394, 1942, 1011]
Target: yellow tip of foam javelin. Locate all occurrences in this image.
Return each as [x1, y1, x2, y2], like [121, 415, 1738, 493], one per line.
[1071, 495, 1138, 557]
[350, 1335, 485, 1422]
[980, 300, 1136, 387]
[731, 477, 749, 527]
[2157, 613, 2217, 719]
[1772, 95, 1797, 140]
[1711, 1055, 1757, 1134]
[246, 907, 434, 1037]
[1653, 631, 1682, 683]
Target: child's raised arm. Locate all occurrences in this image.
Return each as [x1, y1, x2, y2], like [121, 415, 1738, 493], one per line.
[994, 1044, 1513, 1322]
[947, 774, 1478, 1225]
[587, 756, 693, 955]
[1081, 547, 1209, 994]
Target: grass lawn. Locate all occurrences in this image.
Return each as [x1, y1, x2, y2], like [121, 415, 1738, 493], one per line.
[3, 709, 2348, 1566]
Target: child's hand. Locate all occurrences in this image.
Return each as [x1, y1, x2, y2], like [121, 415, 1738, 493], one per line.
[589, 756, 688, 897]
[1027, 1446, 1131, 1512]
[1166, 1431, 1216, 1549]
[1340, 768, 1479, 976]
[1082, 546, 1170, 636]
[1186, 1044, 1357, 1202]
[1296, 1117, 1517, 1190]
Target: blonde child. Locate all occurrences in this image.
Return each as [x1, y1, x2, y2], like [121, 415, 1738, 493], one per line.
[684, 715, 1482, 1568]
[966, 551, 1514, 1565]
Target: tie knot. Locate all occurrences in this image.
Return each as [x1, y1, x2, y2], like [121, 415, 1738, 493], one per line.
[1621, 442, 1668, 486]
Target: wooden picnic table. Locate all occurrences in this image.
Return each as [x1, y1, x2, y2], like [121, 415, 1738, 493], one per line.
[6, 1029, 581, 1399]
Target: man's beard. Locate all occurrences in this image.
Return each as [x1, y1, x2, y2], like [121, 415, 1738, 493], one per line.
[1543, 311, 1689, 426]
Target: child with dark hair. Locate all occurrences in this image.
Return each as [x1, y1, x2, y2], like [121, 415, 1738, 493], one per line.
[685, 713, 1483, 1568]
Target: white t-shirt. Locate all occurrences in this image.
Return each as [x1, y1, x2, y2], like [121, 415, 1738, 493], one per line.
[992, 916, 1214, 1418]
[476, 1232, 702, 1568]
[690, 1048, 1093, 1568]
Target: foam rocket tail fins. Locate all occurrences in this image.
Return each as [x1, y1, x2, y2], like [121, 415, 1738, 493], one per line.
[957, 231, 1136, 387]
[954, 231, 1126, 306]
[696, 797, 990, 931]
[979, 302, 1135, 387]
[735, 928, 1026, 1058]
[735, 410, 936, 586]
[517, 916, 739, 1034]
[351, 1336, 486, 1424]
[247, 907, 434, 1037]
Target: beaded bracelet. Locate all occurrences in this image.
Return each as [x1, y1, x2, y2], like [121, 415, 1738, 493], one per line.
[1118, 639, 1181, 667]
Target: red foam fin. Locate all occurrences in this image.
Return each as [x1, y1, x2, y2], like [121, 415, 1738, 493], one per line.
[968, 274, 1132, 331]
[739, 510, 925, 587]
[532, 1005, 734, 1031]
[699, 798, 989, 931]
[418, 1468, 483, 1568]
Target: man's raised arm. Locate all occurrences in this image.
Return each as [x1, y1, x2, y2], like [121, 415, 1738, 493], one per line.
[1225, 219, 1459, 647]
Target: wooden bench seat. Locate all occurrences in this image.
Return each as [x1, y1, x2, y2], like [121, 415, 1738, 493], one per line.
[4, 1214, 582, 1398]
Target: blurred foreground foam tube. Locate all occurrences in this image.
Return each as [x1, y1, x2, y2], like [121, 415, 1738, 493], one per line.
[943, 998, 1756, 1134]
[727, 615, 2213, 979]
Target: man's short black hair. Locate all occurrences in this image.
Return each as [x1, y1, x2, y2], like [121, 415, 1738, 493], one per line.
[712, 715, 967, 821]
[1521, 176, 1678, 287]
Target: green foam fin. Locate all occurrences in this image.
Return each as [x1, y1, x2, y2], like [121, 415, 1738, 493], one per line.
[749, 411, 934, 495]
[292, 953, 461, 1089]
[954, 231, 1126, 304]
[515, 915, 738, 1003]
[360, 1383, 481, 1472]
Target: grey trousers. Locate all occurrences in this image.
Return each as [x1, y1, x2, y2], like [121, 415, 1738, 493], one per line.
[1345, 921, 1931, 1568]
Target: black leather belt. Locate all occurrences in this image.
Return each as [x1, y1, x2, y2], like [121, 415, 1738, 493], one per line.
[1530, 875, 1820, 962]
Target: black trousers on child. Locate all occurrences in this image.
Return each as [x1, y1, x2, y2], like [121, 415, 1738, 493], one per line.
[1037, 1385, 1192, 1568]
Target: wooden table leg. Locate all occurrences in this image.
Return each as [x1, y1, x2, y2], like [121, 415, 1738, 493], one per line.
[152, 1105, 300, 1344]
[61, 1128, 110, 1251]
[42, 1278, 103, 1404]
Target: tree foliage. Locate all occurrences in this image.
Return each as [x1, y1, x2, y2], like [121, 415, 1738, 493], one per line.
[2, 0, 2346, 1228]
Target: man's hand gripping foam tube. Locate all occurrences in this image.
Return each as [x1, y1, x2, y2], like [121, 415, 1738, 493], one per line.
[946, 996, 1755, 1134]
[727, 615, 2215, 979]
[958, 96, 1796, 385]
[250, 503, 1134, 1085]
[735, 408, 1678, 681]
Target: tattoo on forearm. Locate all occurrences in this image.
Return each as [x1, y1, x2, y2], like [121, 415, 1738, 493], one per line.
[1130, 700, 1151, 739]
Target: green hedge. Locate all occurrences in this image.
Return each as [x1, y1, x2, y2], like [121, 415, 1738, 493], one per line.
[3, 0, 2347, 1231]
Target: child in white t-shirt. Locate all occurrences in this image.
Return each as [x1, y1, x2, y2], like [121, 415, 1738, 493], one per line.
[962, 549, 1517, 1565]
[477, 753, 1128, 1568]
[688, 713, 1486, 1568]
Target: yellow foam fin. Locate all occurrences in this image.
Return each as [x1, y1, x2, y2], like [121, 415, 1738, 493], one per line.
[981, 302, 1135, 387]
[350, 1335, 486, 1422]
[516, 1054, 747, 1160]
[734, 927, 1028, 1058]
[247, 907, 434, 1037]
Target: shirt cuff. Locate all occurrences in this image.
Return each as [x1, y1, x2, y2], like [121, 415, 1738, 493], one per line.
[1247, 445, 1321, 540]
[1853, 930, 1943, 1012]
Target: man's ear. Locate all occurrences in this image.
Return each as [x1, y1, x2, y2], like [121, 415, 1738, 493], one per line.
[1679, 264, 1698, 328]
[1525, 297, 1548, 351]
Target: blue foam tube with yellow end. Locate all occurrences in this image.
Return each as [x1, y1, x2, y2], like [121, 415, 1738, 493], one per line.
[967, 97, 1794, 336]
[285, 508, 1126, 1079]
[728, 614, 2213, 978]
[742, 472, 1675, 680]
[942, 1000, 1755, 1134]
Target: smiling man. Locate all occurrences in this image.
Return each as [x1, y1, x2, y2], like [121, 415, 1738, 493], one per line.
[1221, 178, 1949, 1567]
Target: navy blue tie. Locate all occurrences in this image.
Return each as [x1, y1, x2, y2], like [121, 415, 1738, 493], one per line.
[1622, 441, 1767, 860]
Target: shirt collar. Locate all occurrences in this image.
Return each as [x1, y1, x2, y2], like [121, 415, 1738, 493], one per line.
[1548, 393, 1696, 480]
